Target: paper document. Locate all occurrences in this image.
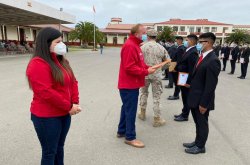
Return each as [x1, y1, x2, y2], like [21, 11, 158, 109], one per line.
[177, 72, 189, 86]
[151, 59, 171, 70]
[240, 58, 245, 63]
[229, 55, 233, 60]
[221, 53, 225, 58]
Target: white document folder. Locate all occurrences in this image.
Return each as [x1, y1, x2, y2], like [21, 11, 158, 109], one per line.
[240, 58, 245, 63]
[177, 72, 189, 86]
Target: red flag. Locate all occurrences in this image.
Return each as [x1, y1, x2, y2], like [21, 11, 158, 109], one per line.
[93, 5, 96, 13]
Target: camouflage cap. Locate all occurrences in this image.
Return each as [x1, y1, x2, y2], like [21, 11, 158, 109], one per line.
[147, 29, 158, 37]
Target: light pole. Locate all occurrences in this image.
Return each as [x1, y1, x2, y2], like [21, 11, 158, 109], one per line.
[59, 8, 63, 32]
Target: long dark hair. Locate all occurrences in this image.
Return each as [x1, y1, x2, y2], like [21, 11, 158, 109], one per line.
[29, 27, 74, 85]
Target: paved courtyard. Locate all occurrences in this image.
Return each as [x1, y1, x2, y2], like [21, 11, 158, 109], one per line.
[0, 48, 250, 165]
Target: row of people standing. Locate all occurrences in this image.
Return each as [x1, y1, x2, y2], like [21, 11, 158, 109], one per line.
[217, 43, 250, 79]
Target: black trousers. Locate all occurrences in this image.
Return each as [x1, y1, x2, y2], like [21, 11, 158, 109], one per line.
[164, 69, 169, 78]
[180, 86, 190, 118]
[191, 108, 209, 148]
[241, 62, 249, 78]
[168, 72, 174, 86]
[222, 58, 228, 70]
[172, 72, 180, 97]
[230, 60, 236, 74]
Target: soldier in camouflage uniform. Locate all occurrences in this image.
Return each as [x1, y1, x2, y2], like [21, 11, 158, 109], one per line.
[138, 29, 170, 127]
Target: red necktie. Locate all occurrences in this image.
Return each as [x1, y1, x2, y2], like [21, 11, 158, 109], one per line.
[196, 54, 203, 68]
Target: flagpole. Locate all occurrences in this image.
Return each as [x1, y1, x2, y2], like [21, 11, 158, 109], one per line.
[93, 9, 96, 51]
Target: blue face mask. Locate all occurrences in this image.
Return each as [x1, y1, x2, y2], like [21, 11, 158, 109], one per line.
[196, 43, 203, 52]
[141, 34, 147, 42]
[183, 41, 189, 48]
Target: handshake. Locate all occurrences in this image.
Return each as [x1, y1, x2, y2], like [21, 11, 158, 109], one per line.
[148, 59, 172, 74]
[69, 104, 82, 116]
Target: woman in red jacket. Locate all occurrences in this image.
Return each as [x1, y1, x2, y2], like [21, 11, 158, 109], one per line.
[26, 27, 81, 165]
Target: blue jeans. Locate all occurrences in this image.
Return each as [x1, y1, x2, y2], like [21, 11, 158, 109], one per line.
[31, 114, 71, 165]
[117, 89, 139, 141]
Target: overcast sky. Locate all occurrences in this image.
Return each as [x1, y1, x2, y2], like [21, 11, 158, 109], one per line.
[36, 0, 250, 28]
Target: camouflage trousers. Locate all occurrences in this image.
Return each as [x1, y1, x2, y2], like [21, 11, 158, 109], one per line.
[139, 76, 163, 117]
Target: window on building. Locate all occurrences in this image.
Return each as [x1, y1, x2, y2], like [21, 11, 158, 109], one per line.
[212, 27, 217, 32]
[196, 27, 201, 33]
[124, 37, 127, 43]
[223, 27, 228, 33]
[157, 26, 163, 32]
[189, 27, 195, 33]
[173, 26, 178, 32]
[180, 26, 185, 32]
[204, 27, 210, 32]
[113, 37, 117, 45]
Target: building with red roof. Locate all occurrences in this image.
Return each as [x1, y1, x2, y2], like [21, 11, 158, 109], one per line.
[101, 18, 249, 46]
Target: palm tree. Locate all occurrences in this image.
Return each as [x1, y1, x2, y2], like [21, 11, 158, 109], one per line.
[226, 29, 250, 44]
[157, 26, 175, 42]
[69, 21, 104, 48]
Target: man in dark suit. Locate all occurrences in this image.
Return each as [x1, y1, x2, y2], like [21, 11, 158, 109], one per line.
[221, 43, 230, 71]
[168, 36, 186, 100]
[165, 42, 177, 88]
[214, 42, 221, 57]
[228, 42, 240, 74]
[174, 34, 199, 122]
[184, 32, 221, 154]
[238, 45, 250, 79]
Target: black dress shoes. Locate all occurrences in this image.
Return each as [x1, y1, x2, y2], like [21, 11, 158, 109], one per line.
[168, 96, 179, 100]
[185, 146, 206, 154]
[174, 116, 188, 122]
[174, 114, 182, 118]
[228, 72, 233, 75]
[240, 77, 245, 79]
[183, 141, 196, 148]
[237, 76, 243, 78]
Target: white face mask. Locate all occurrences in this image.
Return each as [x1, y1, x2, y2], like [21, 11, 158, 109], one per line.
[54, 42, 67, 55]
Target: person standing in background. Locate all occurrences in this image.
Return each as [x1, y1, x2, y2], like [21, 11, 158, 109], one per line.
[165, 41, 177, 88]
[228, 42, 240, 75]
[174, 34, 199, 122]
[238, 44, 250, 79]
[168, 36, 186, 100]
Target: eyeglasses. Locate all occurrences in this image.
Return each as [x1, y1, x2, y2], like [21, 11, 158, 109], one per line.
[199, 40, 208, 43]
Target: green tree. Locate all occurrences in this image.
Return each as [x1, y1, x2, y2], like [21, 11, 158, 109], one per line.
[226, 29, 250, 44]
[157, 26, 175, 42]
[69, 21, 105, 47]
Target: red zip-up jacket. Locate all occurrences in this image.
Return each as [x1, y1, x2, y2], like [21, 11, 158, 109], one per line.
[118, 35, 149, 89]
[26, 53, 79, 117]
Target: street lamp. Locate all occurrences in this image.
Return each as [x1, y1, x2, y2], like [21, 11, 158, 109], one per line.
[59, 8, 63, 32]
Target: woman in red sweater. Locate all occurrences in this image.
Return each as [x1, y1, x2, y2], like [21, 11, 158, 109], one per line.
[26, 27, 81, 165]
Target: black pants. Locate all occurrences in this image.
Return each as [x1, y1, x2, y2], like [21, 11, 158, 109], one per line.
[31, 114, 71, 165]
[172, 72, 180, 97]
[168, 72, 174, 86]
[180, 86, 190, 118]
[230, 60, 236, 74]
[222, 58, 227, 70]
[241, 62, 249, 78]
[164, 69, 169, 78]
[191, 108, 209, 148]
